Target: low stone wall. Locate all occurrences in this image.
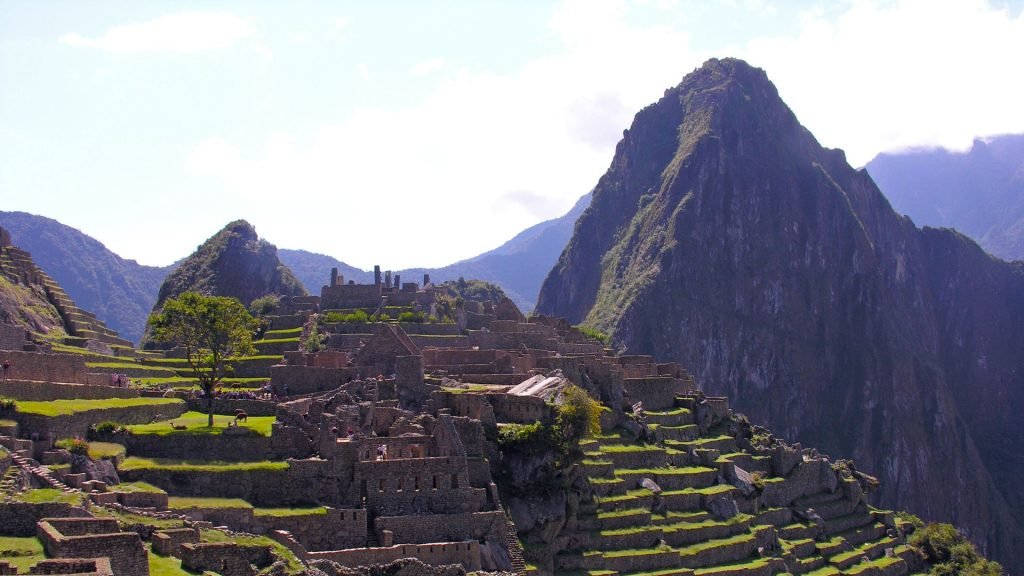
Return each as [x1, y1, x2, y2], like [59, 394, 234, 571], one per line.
[374, 511, 506, 545]
[307, 540, 481, 572]
[0, 380, 138, 401]
[0, 351, 89, 384]
[0, 323, 28, 351]
[180, 542, 272, 576]
[0, 502, 88, 537]
[14, 399, 187, 440]
[37, 518, 149, 576]
[151, 528, 200, 557]
[271, 365, 357, 396]
[18, 558, 114, 575]
[121, 458, 341, 507]
[121, 424, 311, 462]
[489, 393, 548, 424]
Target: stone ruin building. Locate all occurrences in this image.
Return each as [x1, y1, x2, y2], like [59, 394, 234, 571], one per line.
[0, 248, 934, 575]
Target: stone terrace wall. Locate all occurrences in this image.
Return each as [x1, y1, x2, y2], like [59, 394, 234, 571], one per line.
[37, 518, 148, 576]
[180, 542, 272, 576]
[19, 558, 114, 575]
[258, 508, 367, 551]
[356, 457, 483, 516]
[488, 393, 548, 424]
[121, 458, 344, 508]
[374, 511, 506, 545]
[184, 398, 278, 417]
[0, 502, 88, 537]
[307, 540, 481, 572]
[622, 376, 683, 410]
[14, 400, 187, 440]
[0, 351, 89, 384]
[0, 323, 27, 351]
[271, 365, 358, 396]
[121, 424, 311, 462]
[0, 380, 139, 401]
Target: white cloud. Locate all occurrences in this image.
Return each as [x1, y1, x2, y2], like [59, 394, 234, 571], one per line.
[738, 0, 1024, 165]
[411, 57, 446, 77]
[60, 11, 255, 54]
[356, 63, 371, 82]
[182, 0, 704, 269]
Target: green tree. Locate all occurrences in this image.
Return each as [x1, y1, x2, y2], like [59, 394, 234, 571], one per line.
[556, 384, 602, 448]
[148, 292, 259, 427]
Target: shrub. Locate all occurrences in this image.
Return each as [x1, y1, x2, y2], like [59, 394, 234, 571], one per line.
[397, 311, 427, 323]
[55, 437, 89, 456]
[0, 397, 16, 415]
[555, 384, 602, 447]
[88, 421, 128, 440]
[576, 325, 610, 344]
[248, 294, 281, 317]
[497, 422, 558, 455]
[908, 522, 1003, 575]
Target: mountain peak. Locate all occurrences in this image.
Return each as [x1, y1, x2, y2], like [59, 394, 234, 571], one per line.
[147, 220, 306, 337]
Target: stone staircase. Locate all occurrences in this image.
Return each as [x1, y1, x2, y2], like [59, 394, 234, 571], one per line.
[7, 448, 76, 493]
[504, 509, 527, 573]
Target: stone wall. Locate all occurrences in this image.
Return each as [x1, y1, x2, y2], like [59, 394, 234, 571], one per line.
[180, 542, 272, 576]
[622, 376, 683, 410]
[37, 518, 148, 576]
[374, 511, 505, 545]
[184, 397, 278, 417]
[271, 365, 357, 396]
[0, 380, 139, 401]
[488, 393, 548, 424]
[0, 502, 87, 537]
[307, 540, 481, 572]
[0, 351, 90, 384]
[0, 324, 27, 351]
[356, 457, 484, 516]
[121, 424, 311, 461]
[151, 528, 200, 557]
[256, 508, 367, 551]
[18, 558, 114, 575]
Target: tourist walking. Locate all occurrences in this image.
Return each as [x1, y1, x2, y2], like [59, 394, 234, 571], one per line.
[2, 359, 9, 381]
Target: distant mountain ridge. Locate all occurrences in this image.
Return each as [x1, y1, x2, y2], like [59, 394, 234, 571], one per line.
[537, 58, 1024, 571]
[0, 211, 171, 344]
[279, 192, 590, 311]
[866, 134, 1024, 261]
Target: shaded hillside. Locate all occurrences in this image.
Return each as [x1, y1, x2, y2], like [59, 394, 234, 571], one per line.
[0, 211, 171, 344]
[149, 220, 306, 328]
[867, 134, 1024, 261]
[1, 225, 132, 348]
[537, 58, 1024, 572]
[279, 193, 590, 312]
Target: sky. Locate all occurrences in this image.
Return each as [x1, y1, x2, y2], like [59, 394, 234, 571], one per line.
[2, 1, 1023, 270]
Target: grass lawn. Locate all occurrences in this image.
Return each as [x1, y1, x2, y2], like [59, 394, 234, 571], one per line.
[0, 536, 45, 572]
[113, 481, 166, 494]
[148, 546, 200, 575]
[120, 457, 288, 473]
[88, 441, 126, 460]
[12, 488, 85, 505]
[15, 397, 184, 417]
[85, 361, 178, 373]
[126, 411, 275, 437]
[254, 506, 328, 517]
[201, 529, 304, 574]
[168, 496, 253, 510]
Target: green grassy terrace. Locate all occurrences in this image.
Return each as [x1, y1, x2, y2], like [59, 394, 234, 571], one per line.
[126, 411, 275, 436]
[14, 397, 184, 417]
[120, 457, 288, 473]
[0, 536, 45, 572]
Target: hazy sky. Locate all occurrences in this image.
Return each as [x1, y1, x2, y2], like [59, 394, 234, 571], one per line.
[2, 1, 1023, 270]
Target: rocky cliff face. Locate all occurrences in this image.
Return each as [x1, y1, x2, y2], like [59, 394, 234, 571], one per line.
[536, 58, 1024, 572]
[149, 220, 306, 322]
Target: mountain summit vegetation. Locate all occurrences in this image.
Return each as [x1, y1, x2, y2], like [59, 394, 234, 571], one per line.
[145, 220, 305, 344]
[536, 57, 1024, 572]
